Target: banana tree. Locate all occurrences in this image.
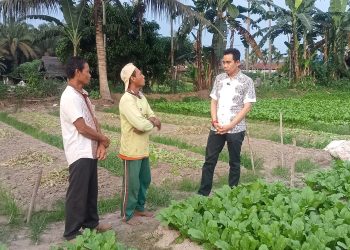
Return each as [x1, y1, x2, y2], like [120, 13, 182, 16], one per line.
[252, 0, 316, 82]
[206, 0, 264, 75]
[177, 0, 210, 90]
[25, 0, 87, 56]
[328, 0, 350, 76]
[204, 0, 239, 74]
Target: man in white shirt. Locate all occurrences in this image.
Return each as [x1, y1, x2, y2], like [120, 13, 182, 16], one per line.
[60, 57, 112, 240]
[198, 48, 256, 196]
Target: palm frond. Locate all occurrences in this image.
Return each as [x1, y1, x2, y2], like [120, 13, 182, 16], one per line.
[0, 0, 59, 17]
[23, 14, 63, 25]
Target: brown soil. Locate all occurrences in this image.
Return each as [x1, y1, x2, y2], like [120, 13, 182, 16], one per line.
[0, 122, 121, 211]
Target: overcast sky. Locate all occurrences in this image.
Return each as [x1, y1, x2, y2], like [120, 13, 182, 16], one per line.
[27, 0, 330, 56]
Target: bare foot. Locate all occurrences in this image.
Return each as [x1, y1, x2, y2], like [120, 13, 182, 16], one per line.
[134, 210, 154, 218]
[123, 216, 141, 225]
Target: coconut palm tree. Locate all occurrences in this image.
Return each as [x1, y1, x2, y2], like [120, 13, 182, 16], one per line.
[0, 21, 37, 67]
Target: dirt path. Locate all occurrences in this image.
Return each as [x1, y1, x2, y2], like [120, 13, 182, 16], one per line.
[7, 211, 201, 250]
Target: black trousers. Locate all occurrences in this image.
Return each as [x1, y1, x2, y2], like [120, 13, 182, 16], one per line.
[63, 158, 99, 240]
[198, 130, 245, 196]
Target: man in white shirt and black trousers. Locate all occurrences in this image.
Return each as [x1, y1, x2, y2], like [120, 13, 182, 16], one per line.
[198, 48, 256, 196]
[60, 57, 112, 240]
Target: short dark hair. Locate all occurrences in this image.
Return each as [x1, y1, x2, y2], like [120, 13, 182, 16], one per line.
[224, 48, 240, 61]
[66, 57, 87, 79]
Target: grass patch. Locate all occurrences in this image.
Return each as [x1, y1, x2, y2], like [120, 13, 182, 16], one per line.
[98, 194, 121, 214]
[296, 139, 330, 149]
[103, 106, 119, 114]
[175, 178, 200, 192]
[99, 152, 123, 176]
[147, 185, 173, 209]
[213, 175, 228, 189]
[268, 133, 293, 144]
[0, 112, 63, 149]
[29, 201, 65, 242]
[272, 166, 289, 179]
[213, 171, 259, 189]
[0, 186, 22, 225]
[29, 195, 121, 243]
[240, 172, 260, 184]
[0, 186, 22, 246]
[101, 124, 120, 133]
[295, 159, 319, 173]
[48, 110, 60, 117]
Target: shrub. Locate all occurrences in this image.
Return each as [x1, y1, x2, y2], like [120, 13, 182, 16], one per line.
[0, 83, 8, 99]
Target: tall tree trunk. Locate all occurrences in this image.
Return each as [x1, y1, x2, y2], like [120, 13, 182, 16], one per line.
[291, 14, 300, 84]
[303, 32, 308, 77]
[245, 0, 251, 71]
[13, 50, 18, 68]
[229, 29, 234, 48]
[95, 0, 112, 102]
[138, 2, 143, 39]
[324, 31, 328, 63]
[212, 10, 227, 76]
[196, 23, 204, 90]
[268, 4, 272, 76]
[170, 15, 175, 80]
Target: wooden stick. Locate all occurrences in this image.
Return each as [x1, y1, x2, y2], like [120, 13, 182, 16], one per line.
[280, 112, 284, 168]
[246, 126, 255, 174]
[291, 138, 296, 187]
[26, 168, 43, 224]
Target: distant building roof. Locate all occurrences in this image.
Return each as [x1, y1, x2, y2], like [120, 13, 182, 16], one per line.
[39, 56, 66, 78]
[241, 62, 283, 70]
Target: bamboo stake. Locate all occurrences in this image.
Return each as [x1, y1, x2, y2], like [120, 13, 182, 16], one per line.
[246, 126, 255, 174]
[26, 168, 43, 223]
[291, 138, 296, 187]
[280, 112, 284, 168]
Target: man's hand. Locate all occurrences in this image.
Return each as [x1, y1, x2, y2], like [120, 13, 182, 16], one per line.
[99, 134, 110, 148]
[216, 124, 234, 134]
[96, 144, 107, 160]
[149, 117, 161, 130]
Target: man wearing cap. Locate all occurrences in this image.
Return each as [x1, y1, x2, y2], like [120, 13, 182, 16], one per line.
[118, 63, 161, 225]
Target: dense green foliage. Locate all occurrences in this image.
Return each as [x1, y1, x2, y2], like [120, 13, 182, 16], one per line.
[158, 161, 350, 249]
[6, 60, 63, 98]
[305, 160, 350, 200]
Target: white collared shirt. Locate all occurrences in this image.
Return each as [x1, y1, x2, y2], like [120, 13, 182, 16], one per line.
[60, 86, 98, 165]
[210, 71, 256, 133]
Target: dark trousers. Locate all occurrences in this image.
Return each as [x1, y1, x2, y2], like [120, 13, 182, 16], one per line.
[198, 130, 245, 196]
[63, 158, 99, 240]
